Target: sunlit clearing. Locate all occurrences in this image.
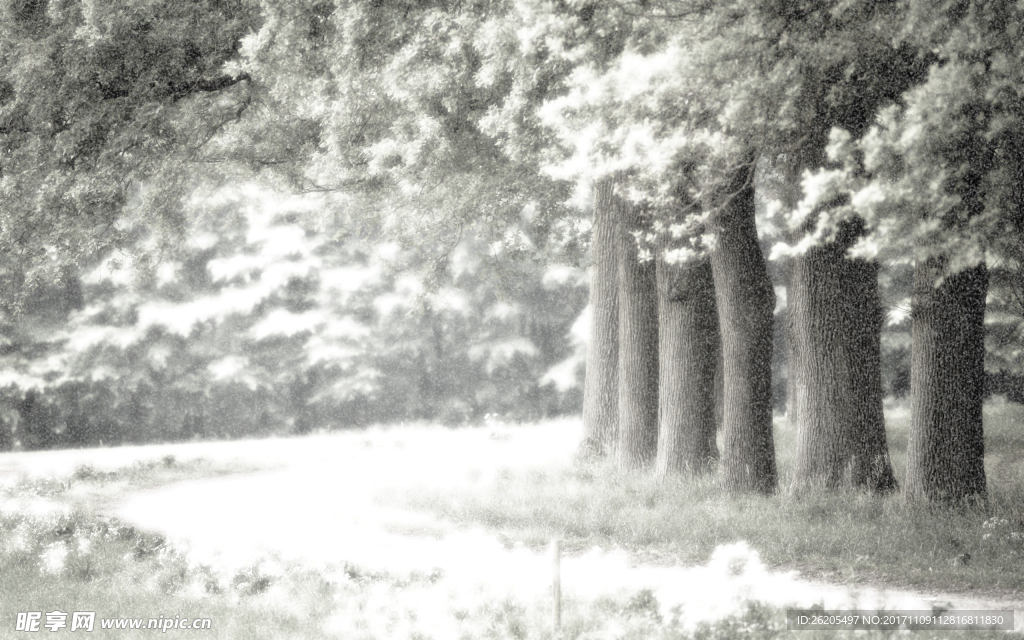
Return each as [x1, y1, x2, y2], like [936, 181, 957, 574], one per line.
[26, 422, 985, 631]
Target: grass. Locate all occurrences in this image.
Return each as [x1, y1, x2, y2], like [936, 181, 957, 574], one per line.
[381, 399, 1024, 597]
[0, 507, 336, 638]
[0, 457, 335, 638]
[0, 501, 1014, 640]
[0, 454, 272, 515]
[1, 403, 1023, 639]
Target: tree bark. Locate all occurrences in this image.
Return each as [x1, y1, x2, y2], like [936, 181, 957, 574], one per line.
[774, 152, 803, 430]
[656, 256, 719, 476]
[784, 263, 799, 426]
[580, 178, 620, 457]
[713, 335, 724, 431]
[708, 161, 778, 493]
[0, 411, 10, 452]
[617, 198, 659, 470]
[906, 259, 988, 503]
[845, 258, 898, 490]
[789, 227, 896, 492]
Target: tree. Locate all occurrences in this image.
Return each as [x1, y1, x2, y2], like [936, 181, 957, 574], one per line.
[232, 0, 583, 253]
[616, 193, 659, 470]
[199, 0, 1021, 505]
[0, 0, 257, 289]
[809, 0, 1024, 502]
[0, 0, 261, 447]
[704, 0, 934, 493]
[788, 220, 895, 490]
[906, 259, 988, 502]
[580, 178, 620, 457]
[708, 159, 778, 493]
[987, 239, 1024, 402]
[656, 253, 718, 476]
[532, 5, 783, 487]
[0, 183, 588, 449]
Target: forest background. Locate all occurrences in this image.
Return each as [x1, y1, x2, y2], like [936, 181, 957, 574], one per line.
[0, 0, 1023, 506]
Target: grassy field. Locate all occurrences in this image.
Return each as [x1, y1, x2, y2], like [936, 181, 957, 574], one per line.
[0, 498, 1015, 640]
[1, 401, 1022, 639]
[383, 399, 1024, 596]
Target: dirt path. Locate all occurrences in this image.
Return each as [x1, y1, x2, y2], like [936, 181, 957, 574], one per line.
[2, 423, 1022, 631]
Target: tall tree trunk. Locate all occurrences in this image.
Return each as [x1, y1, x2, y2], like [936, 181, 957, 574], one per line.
[580, 178, 620, 457]
[0, 409, 10, 452]
[784, 262, 799, 426]
[789, 226, 896, 492]
[906, 260, 988, 503]
[656, 256, 719, 475]
[713, 336, 724, 431]
[708, 161, 777, 493]
[845, 258, 897, 490]
[617, 198, 659, 470]
[790, 245, 848, 489]
[774, 151, 804, 430]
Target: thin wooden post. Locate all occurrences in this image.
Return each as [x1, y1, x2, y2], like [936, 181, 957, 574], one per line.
[552, 538, 561, 635]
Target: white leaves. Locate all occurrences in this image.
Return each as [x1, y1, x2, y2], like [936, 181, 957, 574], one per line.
[824, 127, 853, 164]
[537, 44, 701, 193]
[136, 287, 266, 337]
[238, 29, 272, 65]
[65, 325, 142, 353]
[849, 184, 886, 213]
[207, 255, 262, 283]
[431, 288, 470, 315]
[467, 337, 538, 375]
[539, 354, 582, 391]
[662, 246, 697, 265]
[208, 355, 250, 382]
[250, 309, 324, 341]
[540, 263, 586, 288]
[791, 169, 846, 229]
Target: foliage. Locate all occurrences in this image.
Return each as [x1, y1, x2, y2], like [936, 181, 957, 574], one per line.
[785, 1, 1024, 281]
[226, 0, 581, 260]
[0, 0, 258, 293]
[986, 247, 1024, 399]
[0, 185, 587, 449]
[1, 0, 1023, 457]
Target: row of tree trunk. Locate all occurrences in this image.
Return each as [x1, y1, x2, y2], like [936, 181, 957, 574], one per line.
[582, 166, 778, 492]
[581, 166, 989, 503]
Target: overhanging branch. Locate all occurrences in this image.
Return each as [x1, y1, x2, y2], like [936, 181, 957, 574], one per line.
[171, 72, 251, 102]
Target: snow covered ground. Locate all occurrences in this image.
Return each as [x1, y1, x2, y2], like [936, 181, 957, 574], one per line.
[2, 420, 1021, 631]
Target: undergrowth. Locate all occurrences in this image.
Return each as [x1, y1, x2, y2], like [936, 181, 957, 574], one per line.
[0, 505, 1012, 639]
[2, 400, 1022, 638]
[383, 400, 1024, 596]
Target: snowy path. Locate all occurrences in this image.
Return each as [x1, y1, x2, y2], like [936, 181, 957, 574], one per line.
[2, 422, 1022, 631]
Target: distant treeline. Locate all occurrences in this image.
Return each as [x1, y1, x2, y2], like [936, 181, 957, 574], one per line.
[0, 188, 588, 451]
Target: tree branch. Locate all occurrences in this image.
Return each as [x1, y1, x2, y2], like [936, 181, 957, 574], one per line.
[171, 72, 251, 102]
